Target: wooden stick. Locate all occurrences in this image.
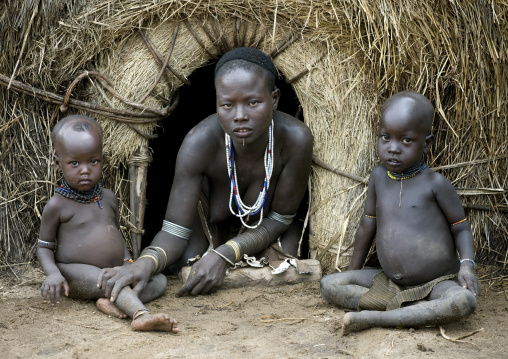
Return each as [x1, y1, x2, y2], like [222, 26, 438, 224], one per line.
[312, 156, 369, 184]
[128, 145, 151, 259]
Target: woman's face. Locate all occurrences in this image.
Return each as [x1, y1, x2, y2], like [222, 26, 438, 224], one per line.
[215, 67, 279, 146]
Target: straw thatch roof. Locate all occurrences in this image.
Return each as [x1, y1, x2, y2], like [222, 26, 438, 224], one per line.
[1, 1, 507, 274]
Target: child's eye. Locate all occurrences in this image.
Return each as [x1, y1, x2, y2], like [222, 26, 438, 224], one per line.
[402, 138, 412, 144]
[70, 161, 78, 166]
[381, 135, 389, 141]
[91, 159, 99, 165]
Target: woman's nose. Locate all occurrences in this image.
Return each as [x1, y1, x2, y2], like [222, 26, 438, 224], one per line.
[234, 106, 247, 122]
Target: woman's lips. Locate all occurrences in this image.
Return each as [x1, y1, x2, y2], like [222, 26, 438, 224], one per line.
[233, 128, 252, 137]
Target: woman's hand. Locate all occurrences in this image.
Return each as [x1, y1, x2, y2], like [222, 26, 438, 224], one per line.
[176, 252, 230, 296]
[97, 259, 153, 302]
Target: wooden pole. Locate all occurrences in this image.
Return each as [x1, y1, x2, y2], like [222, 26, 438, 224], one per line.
[129, 145, 151, 259]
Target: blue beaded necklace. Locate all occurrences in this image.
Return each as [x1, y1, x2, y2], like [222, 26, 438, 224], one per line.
[225, 121, 274, 229]
[55, 178, 103, 208]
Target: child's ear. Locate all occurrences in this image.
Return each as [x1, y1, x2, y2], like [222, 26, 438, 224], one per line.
[53, 154, 61, 170]
[423, 134, 434, 154]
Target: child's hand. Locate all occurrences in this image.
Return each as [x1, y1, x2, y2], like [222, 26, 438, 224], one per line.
[458, 261, 481, 297]
[41, 274, 69, 304]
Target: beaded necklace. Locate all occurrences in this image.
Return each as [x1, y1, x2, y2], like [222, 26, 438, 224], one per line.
[55, 178, 104, 208]
[225, 120, 274, 229]
[387, 161, 427, 181]
[386, 161, 427, 207]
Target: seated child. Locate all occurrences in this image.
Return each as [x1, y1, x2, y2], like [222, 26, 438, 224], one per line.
[320, 91, 480, 335]
[37, 114, 178, 332]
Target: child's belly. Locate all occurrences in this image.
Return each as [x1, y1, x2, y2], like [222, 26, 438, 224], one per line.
[376, 220, 459, 286]
[56, 225, 125, 269]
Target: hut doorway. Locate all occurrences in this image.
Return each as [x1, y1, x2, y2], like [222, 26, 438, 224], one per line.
[142, 61, 308, 256]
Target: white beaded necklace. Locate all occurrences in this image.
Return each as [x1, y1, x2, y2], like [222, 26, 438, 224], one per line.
[225, 120, 274, 229]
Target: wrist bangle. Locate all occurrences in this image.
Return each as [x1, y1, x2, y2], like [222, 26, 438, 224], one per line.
[211, 249, 235, 266]
[123, 257, 134, 263]
[460, 258, 476, 268]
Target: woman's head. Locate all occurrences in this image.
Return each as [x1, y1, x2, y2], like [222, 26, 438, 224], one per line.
[215, 48, 280, 146]
[215, 47, 277, 91]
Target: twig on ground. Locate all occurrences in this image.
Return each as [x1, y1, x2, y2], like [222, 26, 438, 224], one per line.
[260, 315, 308, 324]
[439, 326, 483, 347]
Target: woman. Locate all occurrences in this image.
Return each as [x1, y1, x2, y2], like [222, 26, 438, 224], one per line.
[99, 47, 313, 299]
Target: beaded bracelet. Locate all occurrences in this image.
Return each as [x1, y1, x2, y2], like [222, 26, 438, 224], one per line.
[451, 218, 467, 226]
[363, 214, 376, 219]
[123, 257, 134, 263]
[460, 258, 476, 268]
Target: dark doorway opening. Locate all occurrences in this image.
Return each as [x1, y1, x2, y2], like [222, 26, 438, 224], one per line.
[143, 62, 310, 258]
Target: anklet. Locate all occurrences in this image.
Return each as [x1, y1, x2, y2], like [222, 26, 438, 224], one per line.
[133, 308, 150, 320]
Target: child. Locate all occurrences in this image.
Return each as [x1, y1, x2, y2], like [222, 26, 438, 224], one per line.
[37, 115, 178, 332]
[320, 91, 480, 335]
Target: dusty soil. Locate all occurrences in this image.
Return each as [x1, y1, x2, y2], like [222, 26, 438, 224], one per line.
[0, 265, 506, 359]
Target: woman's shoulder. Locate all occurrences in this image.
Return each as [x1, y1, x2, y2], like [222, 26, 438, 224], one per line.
[273, 111, 313, 144]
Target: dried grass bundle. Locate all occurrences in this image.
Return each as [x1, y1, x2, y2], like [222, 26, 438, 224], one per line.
[0, 1, 506, 275]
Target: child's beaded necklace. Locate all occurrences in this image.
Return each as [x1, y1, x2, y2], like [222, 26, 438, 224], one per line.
[386, 161, 427, 207]
[55, 178, 104, 208]
[225, 120, 274, 229]
[387, 161, 427, 181]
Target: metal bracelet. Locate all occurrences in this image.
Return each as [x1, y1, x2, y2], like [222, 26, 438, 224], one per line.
[161, 220, 192, 240]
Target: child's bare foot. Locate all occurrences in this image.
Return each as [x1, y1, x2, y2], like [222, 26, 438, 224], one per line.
[96, 298, 128, 319]
[131, 313, 179, 333]
[341, 312, 373, 336]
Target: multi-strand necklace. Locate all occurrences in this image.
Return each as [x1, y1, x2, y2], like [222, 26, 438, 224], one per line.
[55, 178, 104, 208]
[225, 120, 274, 229]
[387, 161, 427, 180]
[387, 161, 427, 207]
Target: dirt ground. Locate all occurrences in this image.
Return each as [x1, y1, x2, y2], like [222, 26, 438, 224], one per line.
[0, 265, 506, 359]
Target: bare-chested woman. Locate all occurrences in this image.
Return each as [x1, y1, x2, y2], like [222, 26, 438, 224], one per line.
[37, 115, 178, 332]
[98, 47, 313, 300]
[320, 91, 480, 335]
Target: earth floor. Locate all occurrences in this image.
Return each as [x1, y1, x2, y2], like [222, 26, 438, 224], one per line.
[0, 265, 506, 359]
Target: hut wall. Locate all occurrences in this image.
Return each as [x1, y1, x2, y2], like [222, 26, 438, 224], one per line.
[1, 1, 507, 274]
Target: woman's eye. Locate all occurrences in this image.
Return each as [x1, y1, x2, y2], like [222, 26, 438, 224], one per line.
[249, 100, 258, 106]
[222, 104, 232, 109]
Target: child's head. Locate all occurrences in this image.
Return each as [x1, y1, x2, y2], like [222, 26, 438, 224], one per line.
[52, 115, 104, 192]
[214, 48, 280, 145]
[378, 91, 434, 172]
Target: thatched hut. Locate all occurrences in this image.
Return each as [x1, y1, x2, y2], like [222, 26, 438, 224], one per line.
[1, 1, 506, 275]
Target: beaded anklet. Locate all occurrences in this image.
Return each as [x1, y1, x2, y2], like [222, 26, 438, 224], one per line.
[55, 178, 103, 208]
